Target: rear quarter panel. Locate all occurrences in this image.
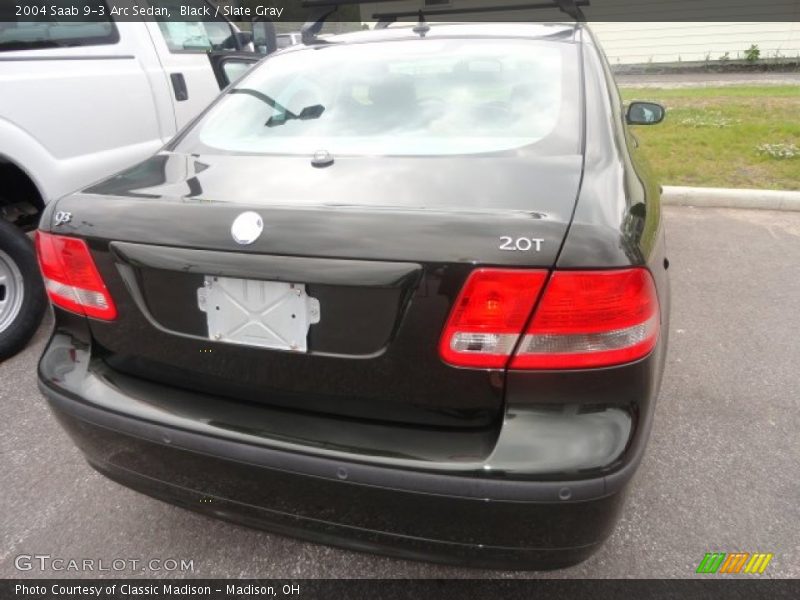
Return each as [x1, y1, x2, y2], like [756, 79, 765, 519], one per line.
[536, 30, 671, 479]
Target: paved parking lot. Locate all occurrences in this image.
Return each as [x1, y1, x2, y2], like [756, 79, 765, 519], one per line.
[1, 206, 798, 579]
[615, 71, 800, 88]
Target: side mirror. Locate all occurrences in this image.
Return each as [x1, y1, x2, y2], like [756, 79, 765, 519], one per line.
[626, 101, 666, 125]
[251, 17, 277, 55]
[233, 31, 253, 51]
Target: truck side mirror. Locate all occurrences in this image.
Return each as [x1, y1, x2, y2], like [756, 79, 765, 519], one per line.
[252, 18, 277, 55]
[233, 31, 253, 51]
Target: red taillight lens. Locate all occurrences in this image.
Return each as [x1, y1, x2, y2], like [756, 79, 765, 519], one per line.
[510, 269, 659, 369]
[439, 269, 548, 368]
[439, 267, 659, 370]
[35, 231, 117, 320]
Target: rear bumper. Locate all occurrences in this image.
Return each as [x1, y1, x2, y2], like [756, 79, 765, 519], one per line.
[43, 387, 624, 570]
[37, 328, 661, 570]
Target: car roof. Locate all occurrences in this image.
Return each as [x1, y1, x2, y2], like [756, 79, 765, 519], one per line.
[284, 22, 579, 51]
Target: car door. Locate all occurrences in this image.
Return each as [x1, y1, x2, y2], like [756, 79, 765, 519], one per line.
[142, 0, 242, 128]
[0, 17, 174, 201]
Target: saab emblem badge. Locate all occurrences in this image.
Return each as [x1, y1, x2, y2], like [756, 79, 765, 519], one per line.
[231, 212, 263, 245]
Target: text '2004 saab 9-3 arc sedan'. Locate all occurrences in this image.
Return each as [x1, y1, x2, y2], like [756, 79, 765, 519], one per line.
[35, 17, 668, 570]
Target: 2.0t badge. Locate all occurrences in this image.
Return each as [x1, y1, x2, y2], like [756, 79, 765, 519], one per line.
[231, 212, 264, 245]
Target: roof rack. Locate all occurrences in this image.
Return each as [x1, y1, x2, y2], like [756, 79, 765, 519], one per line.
[300, 0, 590, 45]
[300, 0, 396, 44]
[375, 1, 589, 26]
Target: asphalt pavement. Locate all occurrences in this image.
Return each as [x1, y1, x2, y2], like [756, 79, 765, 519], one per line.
[1, 206, 798, 579]
[615, 70, 800, 88]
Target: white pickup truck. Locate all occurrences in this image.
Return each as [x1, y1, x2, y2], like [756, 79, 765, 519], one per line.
[0, 0, 269, 359]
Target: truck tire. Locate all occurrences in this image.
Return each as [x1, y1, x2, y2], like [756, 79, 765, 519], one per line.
[0, 219, 46, 361]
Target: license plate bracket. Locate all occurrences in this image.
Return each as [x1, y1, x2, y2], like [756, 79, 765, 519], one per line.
[197, 276, 320, 352]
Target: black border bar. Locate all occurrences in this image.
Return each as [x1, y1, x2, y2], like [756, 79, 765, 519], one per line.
[4, 579, 800, 600]
[1, 0, 800, 22]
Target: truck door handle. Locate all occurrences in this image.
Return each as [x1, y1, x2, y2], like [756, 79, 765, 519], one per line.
[170, 73, 188, 102]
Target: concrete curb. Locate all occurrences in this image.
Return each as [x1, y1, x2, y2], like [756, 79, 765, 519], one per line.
[662, 186, 800, 212]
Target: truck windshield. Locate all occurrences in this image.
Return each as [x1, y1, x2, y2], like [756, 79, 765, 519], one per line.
[0, 13, 117, 51]
[180, 37, 579, 157]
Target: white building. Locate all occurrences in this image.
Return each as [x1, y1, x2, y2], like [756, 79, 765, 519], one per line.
[358, 1, 800, 64]
[590, 22, 800, 64]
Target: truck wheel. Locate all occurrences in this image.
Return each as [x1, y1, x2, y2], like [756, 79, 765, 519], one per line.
[0, 219, 46, 361]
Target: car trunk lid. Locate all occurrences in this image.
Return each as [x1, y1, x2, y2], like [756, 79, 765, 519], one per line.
[52, 151, 583, 428]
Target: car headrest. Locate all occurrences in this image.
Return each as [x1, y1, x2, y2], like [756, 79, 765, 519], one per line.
[368, 76, 417, 108]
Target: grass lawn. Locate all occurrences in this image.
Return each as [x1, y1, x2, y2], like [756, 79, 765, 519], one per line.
[618, 86, 800, 190]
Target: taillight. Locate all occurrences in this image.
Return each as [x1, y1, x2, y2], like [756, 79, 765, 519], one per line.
[438, 269, 548, 368]
[35, 231, 117, 320]
[439, 268, 659, 370]
[512, 269, 659, 369]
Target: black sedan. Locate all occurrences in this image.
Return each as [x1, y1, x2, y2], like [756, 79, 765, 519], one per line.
[36, 22, 668, 569]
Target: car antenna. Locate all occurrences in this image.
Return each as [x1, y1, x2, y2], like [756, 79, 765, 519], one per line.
[301, 0, 404, 42]
[301, 4, 338, 45]
[413, 10, 430, 37]
[554, 0, 586, 22]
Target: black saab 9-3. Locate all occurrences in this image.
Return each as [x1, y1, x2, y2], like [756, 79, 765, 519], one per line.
[36, 16, 668, 569]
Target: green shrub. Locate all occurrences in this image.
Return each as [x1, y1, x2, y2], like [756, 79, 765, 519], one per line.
[745, 44, 761, 62]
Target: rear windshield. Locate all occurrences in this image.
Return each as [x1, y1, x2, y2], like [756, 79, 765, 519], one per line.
[179, 37, 580, 157]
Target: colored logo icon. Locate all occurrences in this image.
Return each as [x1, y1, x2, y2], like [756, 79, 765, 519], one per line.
[696, 552, 773, 574]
